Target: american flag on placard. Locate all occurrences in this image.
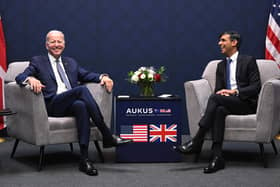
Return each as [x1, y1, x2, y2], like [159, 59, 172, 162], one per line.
[120, 125, 148, 142]
[149, 124, 177, 143]
[265, 0, 280, 68]
[0, 16, 7, 130]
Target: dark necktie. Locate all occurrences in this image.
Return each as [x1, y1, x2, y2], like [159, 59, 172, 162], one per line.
[226, 58, 232, 89]
[55, 59, 72, 90]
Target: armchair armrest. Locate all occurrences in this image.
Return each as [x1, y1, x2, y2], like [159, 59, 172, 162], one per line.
[85, 83, 113, 128]
[5, 82, 49, 145]
[184, 79, 212, 136]
[256, 79, 280, 142]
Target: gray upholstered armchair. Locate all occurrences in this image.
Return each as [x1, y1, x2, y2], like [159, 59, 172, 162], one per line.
[184, 59, 280, 167]
[4, 61, 112, 170]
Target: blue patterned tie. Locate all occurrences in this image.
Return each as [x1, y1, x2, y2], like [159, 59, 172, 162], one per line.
[226, 58, 232, 89]
[56, 59, 72, 90]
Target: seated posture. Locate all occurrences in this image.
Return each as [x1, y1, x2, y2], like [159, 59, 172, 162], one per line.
[15, 30, 131, 176]
[174, 31, 261, 173]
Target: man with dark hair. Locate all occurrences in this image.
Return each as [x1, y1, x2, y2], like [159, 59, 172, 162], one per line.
[16, 30, 131, 176]
[174, 31, 261, 173]
[219, 31, 242, 49]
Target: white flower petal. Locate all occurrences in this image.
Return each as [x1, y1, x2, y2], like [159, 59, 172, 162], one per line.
[140, 74, 146, 79]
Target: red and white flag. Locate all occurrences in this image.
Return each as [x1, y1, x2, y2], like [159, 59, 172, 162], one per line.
[0, 16, 7, 130]
[265, 0, 280, 68]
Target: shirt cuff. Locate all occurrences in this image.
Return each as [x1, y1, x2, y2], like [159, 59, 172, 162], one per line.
[22, 77, 31, 85]
[234, 89, 239, 96]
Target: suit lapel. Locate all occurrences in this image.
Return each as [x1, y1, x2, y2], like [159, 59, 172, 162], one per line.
[44, 56, 56, 80]
[222, 58, 227, 84]
[236, 54, 242, 79]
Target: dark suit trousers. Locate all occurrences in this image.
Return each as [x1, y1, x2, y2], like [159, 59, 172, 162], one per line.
[199, 94, 255, 144]
[46, 85, 113, 146]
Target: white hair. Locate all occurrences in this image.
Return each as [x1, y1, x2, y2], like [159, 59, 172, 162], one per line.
[45, 30, 65, 42]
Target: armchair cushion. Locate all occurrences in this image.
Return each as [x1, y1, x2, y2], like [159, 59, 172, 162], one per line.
[49, 117, 76, 131]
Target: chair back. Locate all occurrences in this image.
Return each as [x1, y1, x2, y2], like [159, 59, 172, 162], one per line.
[201, 60, 220, 91]
[256, 59, 280, 84]
[202, 59, 280, 92]
[4, 61, 30, 83]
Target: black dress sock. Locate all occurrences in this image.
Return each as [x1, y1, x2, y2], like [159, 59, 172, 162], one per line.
[80, 144, 89, 160]
[212, 142, 223, 157]
[192, 127, 207, 148]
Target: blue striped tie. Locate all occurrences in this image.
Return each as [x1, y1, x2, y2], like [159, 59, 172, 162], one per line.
[56, 59, 72, 90]
[226, 58, 232, 89]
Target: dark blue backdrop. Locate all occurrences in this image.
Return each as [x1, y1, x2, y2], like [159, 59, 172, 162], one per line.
[0, 0, 272, 133]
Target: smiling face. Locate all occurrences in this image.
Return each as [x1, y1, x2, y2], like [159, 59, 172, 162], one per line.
[218, 33, 238, 57]
[45, 31, 65, 59]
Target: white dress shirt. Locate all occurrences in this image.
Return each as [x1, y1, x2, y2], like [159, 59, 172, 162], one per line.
[227, 51, 239, 90]
[48, 53, 70, 94]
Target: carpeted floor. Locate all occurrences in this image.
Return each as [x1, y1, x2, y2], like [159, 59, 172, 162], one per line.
[0, 137, 280, 187]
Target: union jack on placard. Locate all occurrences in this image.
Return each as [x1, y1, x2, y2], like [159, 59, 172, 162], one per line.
[149, 124, 177, 142]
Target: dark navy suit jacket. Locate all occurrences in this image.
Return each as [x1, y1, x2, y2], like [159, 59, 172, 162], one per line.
[215, 54, 261, 109]
[16, 55, 101, 102]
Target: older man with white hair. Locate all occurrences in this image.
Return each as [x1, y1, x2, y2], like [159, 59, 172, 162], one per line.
[16, 30, 131, 176]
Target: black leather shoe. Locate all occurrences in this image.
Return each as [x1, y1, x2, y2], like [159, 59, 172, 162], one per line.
[103, 136, 132, 148]
[79, 159, 98, 176]
[203, 156, 225, 174]
[173, 140, 201, 154]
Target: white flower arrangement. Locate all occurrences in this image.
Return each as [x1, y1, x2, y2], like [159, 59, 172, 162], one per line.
[128, 66, 166, 84]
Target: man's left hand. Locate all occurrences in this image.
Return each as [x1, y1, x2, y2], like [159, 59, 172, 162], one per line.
[100, 76, 114, 93]
[216, 89, 238, 96]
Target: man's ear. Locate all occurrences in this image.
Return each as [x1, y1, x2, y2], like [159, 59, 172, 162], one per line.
[231, 39, 238, 47]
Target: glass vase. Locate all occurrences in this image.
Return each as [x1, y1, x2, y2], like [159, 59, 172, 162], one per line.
[139, 82, 154, 97]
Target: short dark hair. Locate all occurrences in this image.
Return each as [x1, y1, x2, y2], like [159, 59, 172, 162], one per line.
[219, 31, 241, 49]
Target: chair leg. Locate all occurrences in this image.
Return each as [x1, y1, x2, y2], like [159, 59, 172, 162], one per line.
[10, 139, 19, 158]
[69, 143, 74, 152]
[258, 143, 268, 168]
[271, 140, 278, 155]
[94, 141, 104, 163]
[38, 146, 45, 171]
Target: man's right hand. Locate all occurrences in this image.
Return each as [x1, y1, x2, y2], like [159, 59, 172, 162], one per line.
[216, 89, 237, 96]
[27, 77, 45, 94]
